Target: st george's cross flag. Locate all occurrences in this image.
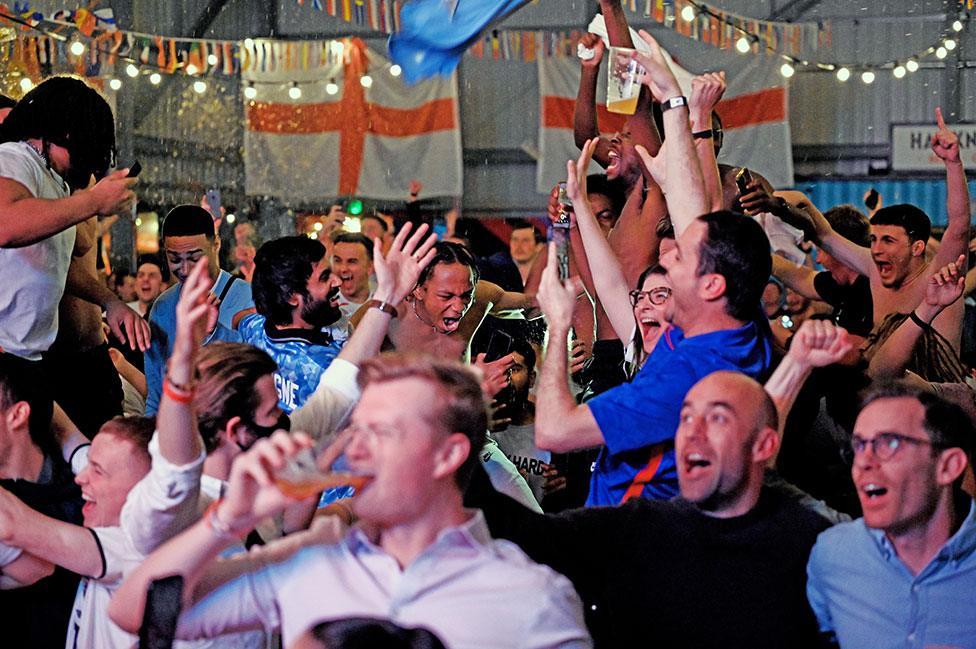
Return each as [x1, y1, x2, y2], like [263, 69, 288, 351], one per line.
[244, 38, 462, 202]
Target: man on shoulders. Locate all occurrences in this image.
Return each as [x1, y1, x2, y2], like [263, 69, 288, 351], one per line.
[807, 382, 975, 649]
[144, 205, 254, 414]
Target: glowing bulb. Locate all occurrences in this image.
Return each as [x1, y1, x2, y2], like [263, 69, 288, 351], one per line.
[149, 72, 161, 85]
[360, 75, 373, 88]
[243, 38, 254, 49]
[892, 65, 906, 78]
[225, 213, 236, 224]
[952, 20, 963, 32]
[109, 78, 122, 91]
[935, 46, 947, 59]
[861, 70, 875, 84]
[125, 63, 139, 78]
[309, 231, 318, 240]
[243, 85, 257, 100]
[19, 77, 33, 92]
[390, 64, 402, 77]
[69, 41, 85, 56]
[326, 81, 339, 95]
[193, 80, 207, 94]
[944, 39, 956, 51]
[135, 217, 142, 227]
[906, 59, 919, 72]
[836, 67, 850, 81]
[186, 63, 199, 76]
[680, 5, 696, 22]
[288, 84, 302, 99]
[780, 62, 795, 78]
[313, 222, 324, 231]
[207, 53, 219, 66]
[735, 36, 750, 54]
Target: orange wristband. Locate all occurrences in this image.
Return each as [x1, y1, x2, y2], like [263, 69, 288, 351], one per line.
[163, 378, 194, 404]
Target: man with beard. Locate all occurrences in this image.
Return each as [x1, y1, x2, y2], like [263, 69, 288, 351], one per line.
[240, 236, 347, 413]
[144, 205, 255, 415]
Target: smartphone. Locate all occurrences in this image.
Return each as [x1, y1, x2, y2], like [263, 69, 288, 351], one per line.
[138, 575, 184, 649]
[433, 214, 448, 238]
[126, 161, 142, 178]
[484, 330, 513, 363]
[864, 188, 879, 211]
[735, 167, 753, 195]
[205, 187, 222, 219]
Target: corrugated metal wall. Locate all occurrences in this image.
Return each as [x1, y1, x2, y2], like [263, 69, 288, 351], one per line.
[802, 178, 976, 227]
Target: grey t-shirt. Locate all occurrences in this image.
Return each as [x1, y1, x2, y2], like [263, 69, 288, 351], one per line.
[492, 422, 551, 504]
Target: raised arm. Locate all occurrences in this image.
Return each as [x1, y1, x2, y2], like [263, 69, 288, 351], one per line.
[929, 107, 971, 271]
[0, 169, 135, 247]
[770, 254, 820, 300]
[573, 33, 612, 168]
[567, 139, 637, 343]
[688, 72, 726, 212]
[632, 30, 707, 236]
[867, 256, 965, 380]
[534, 244, 604, 453]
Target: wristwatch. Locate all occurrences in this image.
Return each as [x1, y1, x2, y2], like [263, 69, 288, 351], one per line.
[367, 299, 398, 317]
[660, 96, 688, 113]
[692, 129, 714, 140]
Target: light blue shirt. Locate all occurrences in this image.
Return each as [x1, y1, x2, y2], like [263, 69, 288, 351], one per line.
[807, 499, 976, 649]
[144, 270, 253, 415]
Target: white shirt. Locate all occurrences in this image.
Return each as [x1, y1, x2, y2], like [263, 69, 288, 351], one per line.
[290, 357, 361, 441]
[0, 141, 74, 359]
[177, 511, 591, 648]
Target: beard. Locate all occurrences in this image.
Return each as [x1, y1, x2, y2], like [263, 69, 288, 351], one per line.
[301, 287, 342, 328]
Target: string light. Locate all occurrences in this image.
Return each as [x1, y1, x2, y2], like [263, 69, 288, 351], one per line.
[243, 83, 257, 99]
[109, 78, 122, 90]
[944, 38, 956, 51]
[735, 36, 751, 54]
[193, 80, 207, 94]
[207, 53, 219, 66]
[125, 63, 139, 78]
[313, 222, 324, 231]
[780, 62, 795, 78]
[906, 59, 919, 72]
[952, 19, 964, 32]
[19, 77, 33, 92]
[680, 5, 696, 22]
[935, 46, 947, 59]
[892, 65, 906, 78]
[861, 70, 875, 84]
[326, 80, 339, 95]
[360, 75, 373, 88]
[69, 40, 84, 56]
[225, 213, 236, 224]
[243, 38, 254, 49]
[149, 72, 161, 85]
[836, 67, 850, 81]
[288, 82, 302, 99]
[390, 64, 402, 77]
[186, 63, 199, 76]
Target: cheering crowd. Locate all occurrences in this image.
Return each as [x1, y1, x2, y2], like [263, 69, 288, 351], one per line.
[0, 2, 974, 647]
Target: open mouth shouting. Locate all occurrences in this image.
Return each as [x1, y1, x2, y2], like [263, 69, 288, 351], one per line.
[682, 452, 713, 479]
[607, 149, 621, 176]
[440, 315, 462, 333]
[858, 481, 889, 508]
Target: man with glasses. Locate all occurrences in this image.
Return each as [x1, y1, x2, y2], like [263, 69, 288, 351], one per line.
[806, 382, 975, 649]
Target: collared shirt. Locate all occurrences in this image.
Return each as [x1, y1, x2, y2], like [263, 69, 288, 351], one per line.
[807, 499, 976, 649]
[144, 270, 254, 414]
[586, 320, 772, 506]
[176, 511, 591, 648]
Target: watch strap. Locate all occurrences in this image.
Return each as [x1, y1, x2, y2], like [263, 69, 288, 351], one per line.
[660, 96, 688, 112]
[692, 129, 714, 140]
[367, 299, 398, 318]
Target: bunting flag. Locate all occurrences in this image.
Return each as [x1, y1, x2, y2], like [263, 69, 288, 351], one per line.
[243, 38, 462, 201]
[536, 40, 794, 193]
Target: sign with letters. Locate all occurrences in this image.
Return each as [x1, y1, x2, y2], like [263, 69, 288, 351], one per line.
[891, 122, 976, 171]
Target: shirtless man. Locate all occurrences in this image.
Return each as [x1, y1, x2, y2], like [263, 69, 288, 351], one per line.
[354, 241, 533, 363]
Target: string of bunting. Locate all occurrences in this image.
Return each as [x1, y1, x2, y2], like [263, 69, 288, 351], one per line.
[294, 0, 403, 34]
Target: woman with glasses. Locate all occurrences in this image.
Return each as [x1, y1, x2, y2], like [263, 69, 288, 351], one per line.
[624, 264, 674, 376]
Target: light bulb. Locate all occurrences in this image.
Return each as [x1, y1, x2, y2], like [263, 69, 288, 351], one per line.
[309, 231, 318, 240]
[313, 222, 324, 231]
[680, 5, 696, 22]
[243, 38, 254, 49]
[225, 213, 236, 224]
[935, 46, 947, 59]
[390, 64, 402, 77]
[243, 85, 257, 100]
[186, 63, 199, 76]
[326, 81, 339, 95]
[19, 77, 33, 92]
[125, 63, 139, 78]
[952, 20, 963, 32]
[288, 84, 302, 99]
[360, 75, 373, 88]
[69, 41, 85, 56]
[861, 70, 875, 84]
[735, 36, 750, 54]
[892, 65, 906, 78]
[193, 80, 207, 94]
[780, 62, 795, 78]
[149, 72, 161, 85]
[836, 67, 850, 81]
[109, 78, 122, 91]
[906, 59, 919, 72]
[944, 39, 956, 51]
[207, 53, 218, 66]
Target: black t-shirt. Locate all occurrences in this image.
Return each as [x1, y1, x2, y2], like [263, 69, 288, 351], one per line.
[813, 272, 873, 337]
[0, 455, 83, 648]
[467, 467, 831, 648]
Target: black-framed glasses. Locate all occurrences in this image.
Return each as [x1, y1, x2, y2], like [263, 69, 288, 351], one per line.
[846, 432, 936, 462]
[629, 287, 672, 306]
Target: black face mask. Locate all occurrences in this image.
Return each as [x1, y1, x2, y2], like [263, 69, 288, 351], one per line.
[241, 412, 291, 447]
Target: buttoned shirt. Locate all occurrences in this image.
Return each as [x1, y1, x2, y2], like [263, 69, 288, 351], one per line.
[807, 499, 976, 649]
[177, 511, 591, 648]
